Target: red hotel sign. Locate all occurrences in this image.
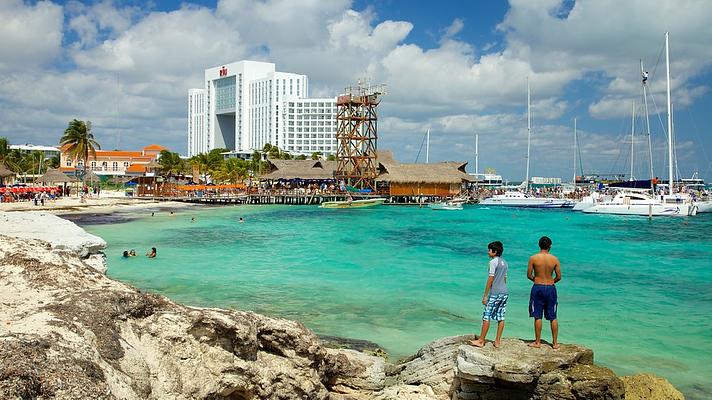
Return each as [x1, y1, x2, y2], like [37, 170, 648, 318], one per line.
[219, 66, 228, 77]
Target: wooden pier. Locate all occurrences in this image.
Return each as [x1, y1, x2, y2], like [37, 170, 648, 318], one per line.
[145, 193, 455, 206]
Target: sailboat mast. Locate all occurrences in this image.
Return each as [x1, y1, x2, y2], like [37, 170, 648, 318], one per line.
[665, 32, 674, 193]
[426, 129, 430, 164]
[641, 60, 654, 183]
[475, 133, 479, 176]
[630, 101, 635, 180]
[525, 77, 531, 193]
[573, 118, 577, 185]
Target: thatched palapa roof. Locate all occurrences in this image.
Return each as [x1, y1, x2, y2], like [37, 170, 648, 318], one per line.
[0, 163, 14, 177]
[376, 161, 473, 184]
[261, 160, 337, 180]
[36, 169, 78, 183]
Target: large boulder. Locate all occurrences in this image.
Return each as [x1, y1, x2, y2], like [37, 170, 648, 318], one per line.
[621, 373, 685, 400]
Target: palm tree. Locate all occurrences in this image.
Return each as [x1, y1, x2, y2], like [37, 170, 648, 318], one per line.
[158, 150, 184, 180]
[60, 119, 100, 182]
[0, 137, 10, 163]
[251, 150, 262, 176]
[215, 158, 248, 184]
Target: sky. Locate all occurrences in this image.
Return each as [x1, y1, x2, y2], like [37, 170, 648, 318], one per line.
[1, 0, 711, 181]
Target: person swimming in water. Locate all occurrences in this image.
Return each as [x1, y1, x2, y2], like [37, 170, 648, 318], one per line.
[122, 250, 129, 258]
[146, 247, 157, 258]
[129, 249, 137, 257]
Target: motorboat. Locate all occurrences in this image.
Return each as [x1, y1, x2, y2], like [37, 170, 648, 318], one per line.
[480, 191, 574, 208]
[320, 198, 386, 209]
[429, 201, 464, 211]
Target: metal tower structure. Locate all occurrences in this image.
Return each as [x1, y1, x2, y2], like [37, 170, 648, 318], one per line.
[335, 80, 386, 191]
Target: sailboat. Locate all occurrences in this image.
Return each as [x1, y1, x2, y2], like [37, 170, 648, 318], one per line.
[585, 33, 697, 217]
[480, 79, 573, 208]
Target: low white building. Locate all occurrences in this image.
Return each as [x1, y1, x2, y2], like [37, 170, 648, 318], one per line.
[188, 60, 337, 157]
[9, 144, 60, 159]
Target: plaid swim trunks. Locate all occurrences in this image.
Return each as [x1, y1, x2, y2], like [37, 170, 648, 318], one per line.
[482, 293, 509, 321]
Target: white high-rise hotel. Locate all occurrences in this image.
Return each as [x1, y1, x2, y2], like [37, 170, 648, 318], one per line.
[188, 60, 337, 157]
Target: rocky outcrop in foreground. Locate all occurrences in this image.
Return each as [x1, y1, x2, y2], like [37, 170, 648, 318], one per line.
[0, 212, 684, 399]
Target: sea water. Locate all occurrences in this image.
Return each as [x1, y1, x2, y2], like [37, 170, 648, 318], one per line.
[84, 205, 712, 398]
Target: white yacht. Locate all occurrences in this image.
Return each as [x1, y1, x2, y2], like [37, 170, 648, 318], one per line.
[480, 191, 573, 208]
[583, 190, 696, 216]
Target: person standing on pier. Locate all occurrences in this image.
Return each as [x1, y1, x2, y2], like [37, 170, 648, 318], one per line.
[470, 241, 508, 348]
[527, 236, 561, 349]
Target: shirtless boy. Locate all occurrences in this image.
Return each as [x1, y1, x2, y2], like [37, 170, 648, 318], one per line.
[527, 236, 561, 349]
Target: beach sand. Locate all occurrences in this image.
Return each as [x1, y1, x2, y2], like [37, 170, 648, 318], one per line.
[0, 190, 195, 215]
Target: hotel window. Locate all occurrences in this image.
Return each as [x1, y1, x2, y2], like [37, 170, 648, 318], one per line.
[102, 161, 108, 171]
[124, 162, 130, 168]
[112, 162, 119, 171]
[90, 161, 96, 169]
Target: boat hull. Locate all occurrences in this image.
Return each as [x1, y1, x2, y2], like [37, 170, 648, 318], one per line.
[696, 201, 712, 213]
[479, 198, 574, 208]
[320, 198, 386, 209]
[583, 203, 695, 216]
[429, 203, 463, 211]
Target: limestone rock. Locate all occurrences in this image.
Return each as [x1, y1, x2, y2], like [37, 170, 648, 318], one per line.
[325, 348, 385, 394]
[1, 211, 106, 257]
[621, 373, 685, 400]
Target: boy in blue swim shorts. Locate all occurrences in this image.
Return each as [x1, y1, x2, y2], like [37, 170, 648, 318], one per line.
[470, 241, 508, 348]
[527, 236, 562, 349]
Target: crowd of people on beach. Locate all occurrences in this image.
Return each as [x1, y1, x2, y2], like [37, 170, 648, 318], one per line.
[469, 236, 561, 349]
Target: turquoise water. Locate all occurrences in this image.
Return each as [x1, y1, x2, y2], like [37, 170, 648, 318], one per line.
[84, 205, 712, 398]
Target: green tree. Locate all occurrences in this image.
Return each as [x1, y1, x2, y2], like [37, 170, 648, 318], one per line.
[47, 154, 60, 169]
[268, 146, 281, 160]
[158, 150, 184, 180]
[295, 154, 307, 160]
[262, 143, 273, 153]
[326, 154, 336, 161]
[251, 150, 262, 175]
[23, 151, 47, 176]
[0, 137, 10, 163]
[60, 119, 100, 181]
[214, 158, 248, 184]
[311, 151, 322, 160]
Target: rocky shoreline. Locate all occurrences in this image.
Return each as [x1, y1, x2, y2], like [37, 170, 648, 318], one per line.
[0, 212, 684, 399]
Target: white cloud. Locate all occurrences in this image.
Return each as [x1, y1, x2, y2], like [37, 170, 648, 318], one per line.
[0, 0, 63, 72]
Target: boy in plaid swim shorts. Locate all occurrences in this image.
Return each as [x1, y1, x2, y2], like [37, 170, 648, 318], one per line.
[469, 241, 508, 348]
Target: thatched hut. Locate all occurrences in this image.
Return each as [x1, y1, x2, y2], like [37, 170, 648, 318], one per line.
[0, 163, 15, 185]
[36, 169, 78, 184]
[374, 150, 472, 196]
[376, 161, 472, 196]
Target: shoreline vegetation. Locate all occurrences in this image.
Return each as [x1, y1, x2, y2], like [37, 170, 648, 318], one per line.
[0, 209, 685, 399]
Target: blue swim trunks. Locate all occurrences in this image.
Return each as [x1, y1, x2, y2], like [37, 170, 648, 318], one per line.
[529, 284, 557, 320]
[482, 293, 508, 321]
